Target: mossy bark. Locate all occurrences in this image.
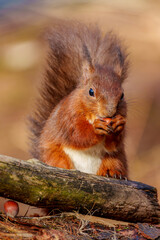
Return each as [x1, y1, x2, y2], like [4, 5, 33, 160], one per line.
[0, 155, 159, 223]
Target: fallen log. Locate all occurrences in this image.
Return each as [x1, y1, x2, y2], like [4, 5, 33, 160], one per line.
[0, 155, 159, 223]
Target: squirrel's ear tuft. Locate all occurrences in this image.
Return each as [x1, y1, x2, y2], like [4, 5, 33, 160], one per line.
[114, 46, 129, 81]
[82, 44, 95, 81]
[82, 60, 94, 81]
[96, 33, 129, 82]
[114, 63, 125, 79]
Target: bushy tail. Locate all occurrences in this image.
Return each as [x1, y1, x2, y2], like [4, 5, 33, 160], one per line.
[28, 21, 102, 158]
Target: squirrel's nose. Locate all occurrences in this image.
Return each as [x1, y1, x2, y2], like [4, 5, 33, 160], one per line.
[107, 105, 117, 118]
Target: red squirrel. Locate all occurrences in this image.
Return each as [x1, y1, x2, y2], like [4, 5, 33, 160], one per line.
[29, 22, 129, 179]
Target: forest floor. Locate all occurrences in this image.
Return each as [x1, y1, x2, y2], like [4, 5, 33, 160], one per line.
[0, 212, 160, 240]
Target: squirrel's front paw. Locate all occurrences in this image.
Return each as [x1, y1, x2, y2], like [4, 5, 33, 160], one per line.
[107, 115, 126, 134]
[93, 118, 113, 135]
[106, 169, 127, 180]
[93, 115, 126, 136]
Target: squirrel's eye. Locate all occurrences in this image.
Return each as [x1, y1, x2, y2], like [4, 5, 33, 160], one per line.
[120, 92, 124, 100]
[89, 88, 94, 97]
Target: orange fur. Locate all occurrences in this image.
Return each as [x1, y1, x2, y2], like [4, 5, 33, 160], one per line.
[41, 143, 74, 169]
[104, 135, 121, 153]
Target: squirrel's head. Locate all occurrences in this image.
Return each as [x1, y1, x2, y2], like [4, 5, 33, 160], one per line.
[80, 45, 128, 123]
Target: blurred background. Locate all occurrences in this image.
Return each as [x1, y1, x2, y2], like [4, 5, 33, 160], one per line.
[0, 0, 160, 202]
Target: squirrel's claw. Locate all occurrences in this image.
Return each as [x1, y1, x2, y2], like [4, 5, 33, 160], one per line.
[105, 170, 127, 180]
[113, 174, 117, 178]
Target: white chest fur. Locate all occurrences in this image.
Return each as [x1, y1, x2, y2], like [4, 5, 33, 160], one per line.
[63, 142, 106, 174]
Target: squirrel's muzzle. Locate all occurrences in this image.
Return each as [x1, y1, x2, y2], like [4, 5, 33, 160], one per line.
[106, 103, 117, 118]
